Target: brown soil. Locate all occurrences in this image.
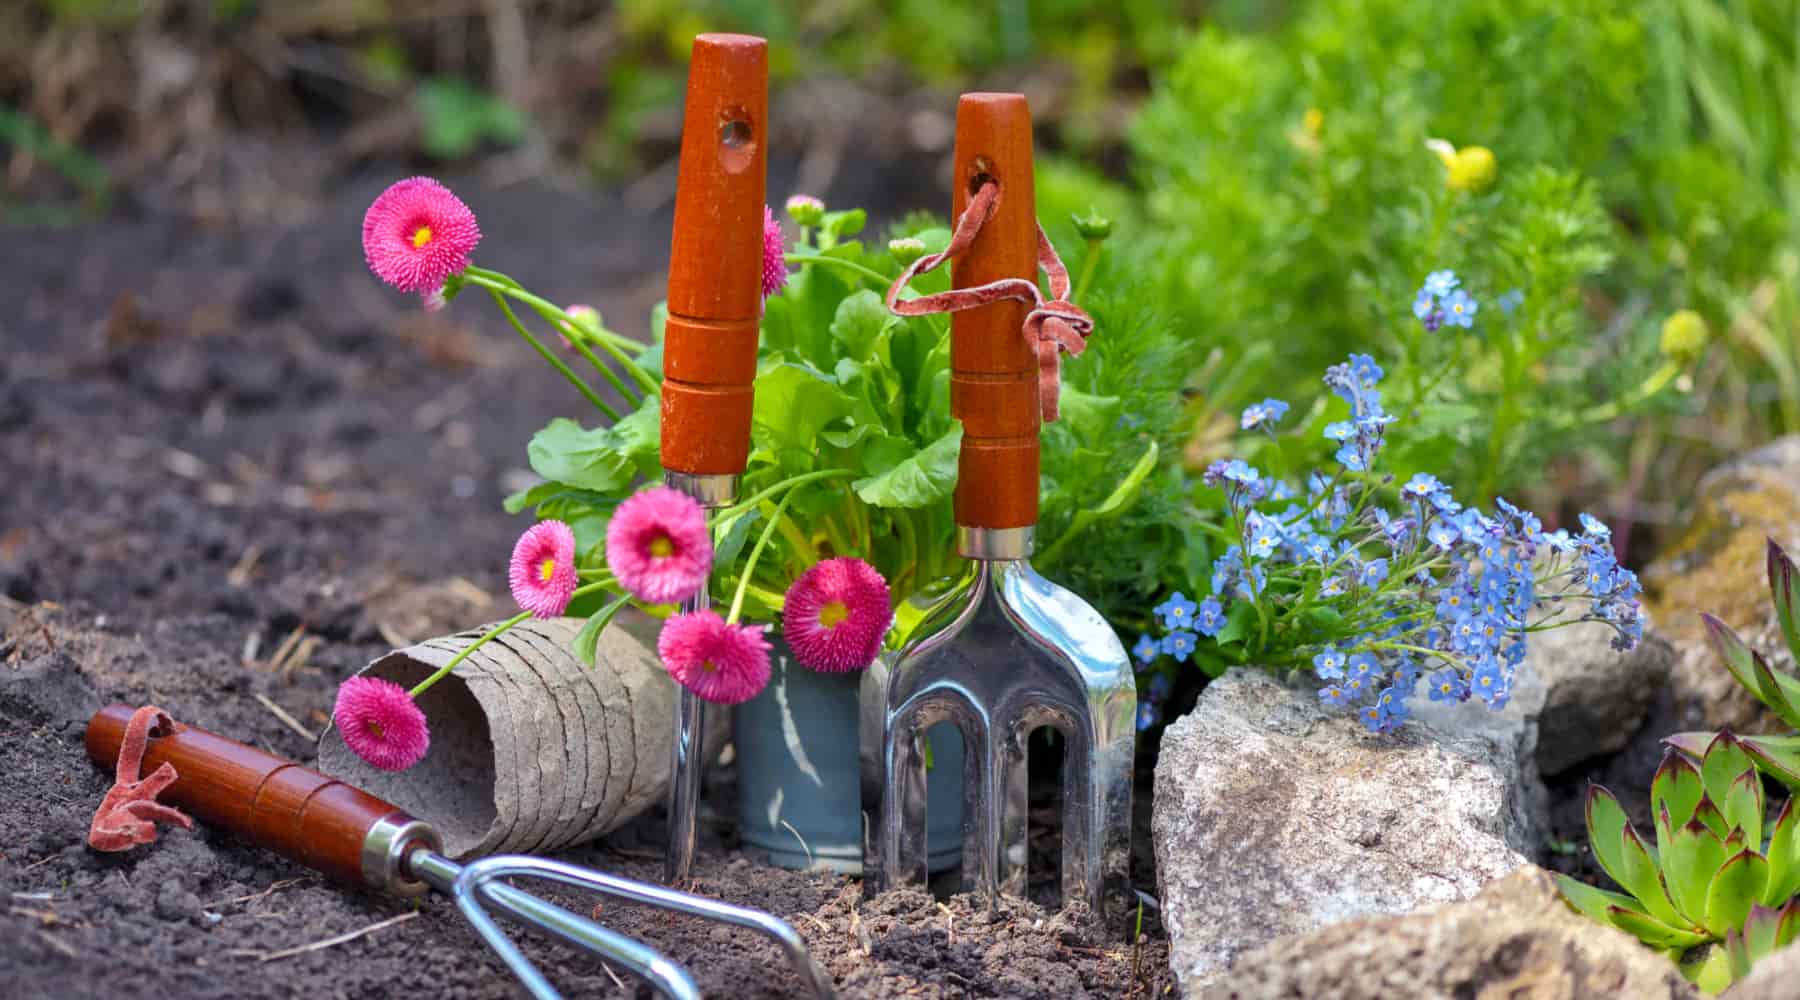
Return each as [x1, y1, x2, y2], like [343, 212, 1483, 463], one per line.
[0, 164, 1171, 998]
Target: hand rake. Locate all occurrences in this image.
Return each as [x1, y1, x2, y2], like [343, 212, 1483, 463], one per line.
[86, 705, 835, 1000]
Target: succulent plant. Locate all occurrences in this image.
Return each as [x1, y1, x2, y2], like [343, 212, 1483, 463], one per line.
[1557, 732, 1800, 992]
[1664, 539, 1800, 788]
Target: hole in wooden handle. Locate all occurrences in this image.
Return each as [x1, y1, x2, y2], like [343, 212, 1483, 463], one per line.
[718, 108, 756, 174]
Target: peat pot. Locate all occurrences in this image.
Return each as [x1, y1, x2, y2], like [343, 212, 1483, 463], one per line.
[733, 639, 964, 873]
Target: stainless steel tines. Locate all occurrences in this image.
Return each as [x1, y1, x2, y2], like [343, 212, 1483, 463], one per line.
[861, 527, 1137, 913]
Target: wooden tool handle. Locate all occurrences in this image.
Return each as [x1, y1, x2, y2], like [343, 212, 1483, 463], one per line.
[950, 93, 1039, 530]
[660, 32, 769, 477]
[85, 705, 408, 888]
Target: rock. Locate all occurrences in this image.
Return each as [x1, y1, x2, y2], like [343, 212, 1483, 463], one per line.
[1153, 669, 1544, 991]
[1724, 939, 1800, 1000]
[1531, 620, 1676, 776]
[1201, 866, 1700, 1000]
[1645, 435, 1800, 735]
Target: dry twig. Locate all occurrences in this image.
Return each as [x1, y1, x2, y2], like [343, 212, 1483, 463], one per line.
[236, 910, 419, 962]
[254, 693, 317, 742]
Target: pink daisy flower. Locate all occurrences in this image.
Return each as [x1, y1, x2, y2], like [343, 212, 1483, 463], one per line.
[510, 520, 579, 618]
[762, 204, 789, 301]
[605, 486, 712, 604]
[782, 558, 894, 672]
[658, 610, 771, 704]
[334, 676, 431, 771]
[362, 176, 482, 295]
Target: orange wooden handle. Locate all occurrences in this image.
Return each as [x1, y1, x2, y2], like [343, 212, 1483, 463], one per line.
[85, 705, 406, 888]
[950, 93, 1039, 530]
[660, 33, 769, 477]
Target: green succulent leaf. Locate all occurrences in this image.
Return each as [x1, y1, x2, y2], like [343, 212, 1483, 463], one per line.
[1704, 615, 1800, 727]
[1652, 751, 1707, 833]
[1749, 652, 1800, 730]
[1743, 904, 1786, 964]
[1771, 540, 1800, 663]
[1665, 817, 1729, 926]
[1680, 945, 1734, 994]
[1587, 785, 1632, 888]
[1607, 906, 1712, 950]
[1725, 928, 1755, 984]
[1706, 849, 1771, 937]
[1619, 823, 1688, 929]
[1779, 898, 1800, 948]
[1556, 873, 1648, 928]
[1702, 732, 1758, 805]
[1740, 733, 1800, 790]
[1666, 731, 1710, 758]
[1765, 799, 1800, 906]
[1722, 769, 1767, 842]
[1695, 796, 1732, 842]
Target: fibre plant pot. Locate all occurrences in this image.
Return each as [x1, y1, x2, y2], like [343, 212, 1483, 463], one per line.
[734, 638, 963, 873]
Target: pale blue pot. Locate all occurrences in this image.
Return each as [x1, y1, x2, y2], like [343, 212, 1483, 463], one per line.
[733, 641, 963, 873]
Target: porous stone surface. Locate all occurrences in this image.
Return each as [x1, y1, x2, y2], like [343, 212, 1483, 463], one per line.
[1645, 435, 1800, 734]
[1200, 866, 1700, 1000]
[1528, 619, 1676, 776]
[1153, 669, 1544, 991]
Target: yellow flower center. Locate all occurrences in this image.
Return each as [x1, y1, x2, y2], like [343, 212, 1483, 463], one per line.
[700, 659, 718, 674]
[412, 225, 434, 249]
[539, 557, 557, 582]
[818, 601, 849, 629]
[367, 719, 385, 738]
[650, 536, 675, 558]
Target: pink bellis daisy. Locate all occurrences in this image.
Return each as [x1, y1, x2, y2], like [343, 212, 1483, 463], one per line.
[362, 176, 482, 296]
[334, 676, 430, 771]
[605, 486, 712, 604]
[658, 610, 771, 704]
[782, 557, 894, 672]
[510, 519, 579, 618]
[762, 204, 789, 301]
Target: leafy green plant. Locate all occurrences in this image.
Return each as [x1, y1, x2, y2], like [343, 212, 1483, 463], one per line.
[1557, 733, 1800, 992]
[414, 77, 526, 161]
[1664, 540, 1800, 787]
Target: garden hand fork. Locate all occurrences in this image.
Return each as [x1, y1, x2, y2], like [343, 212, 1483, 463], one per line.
[860, 93, 1137, 915]
[658, 32, 768, 884]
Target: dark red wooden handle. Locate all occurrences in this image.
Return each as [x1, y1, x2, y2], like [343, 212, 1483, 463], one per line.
[660, 33, 769, 477]
[950, 93, 1039, 530]
[86, 704, 404, 888]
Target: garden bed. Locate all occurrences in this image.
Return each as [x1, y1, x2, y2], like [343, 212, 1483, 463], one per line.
[0, 168, 1168, 998]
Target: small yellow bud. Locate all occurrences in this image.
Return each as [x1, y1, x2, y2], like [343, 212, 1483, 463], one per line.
[1659, 309, 1709, 364]
[1302, 107, 1324, 136]
[1447, 146, 1497, 193]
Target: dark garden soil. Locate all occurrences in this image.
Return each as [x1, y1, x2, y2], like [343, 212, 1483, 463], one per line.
[0, 161, 1171, 998]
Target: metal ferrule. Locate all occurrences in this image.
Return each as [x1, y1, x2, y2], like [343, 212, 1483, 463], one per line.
[956, 525, 1034, 561]
[361, 813, 442, 897]
[663, 471, 739, 508]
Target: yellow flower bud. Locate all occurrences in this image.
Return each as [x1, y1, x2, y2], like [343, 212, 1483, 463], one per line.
[1659, 309, 1709, 364]
[1302, 107, 1324, 136]
[1447, 146, 1497, 193]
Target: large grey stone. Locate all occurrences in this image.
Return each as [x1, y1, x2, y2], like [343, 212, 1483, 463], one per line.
[1529, 619, 1675, 776]
[1153, 669, 1544, 992]
[1646, 435, 1800, 735]
[1723, 938, 1800, 999]
[1201, 866, 1700, 1000]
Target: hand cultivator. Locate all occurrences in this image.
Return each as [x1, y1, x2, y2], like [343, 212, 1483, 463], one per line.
[657, 32, 768, 886]
[862, 93, 1138, 914]
[86, 705, 835, 1000]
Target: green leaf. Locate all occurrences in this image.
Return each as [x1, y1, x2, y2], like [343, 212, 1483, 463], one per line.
[1702, 732, 1759, 805]
[1665, 817, 1729, 927]
[1556, 873, 1647, 928]
[1618, 822, 1688, 929]
[1749, 650, 1800, 729]
[852, 425, 961, 509]
[828, 290, 896, 363]
[1653, 750, 1708, 833]
[570, 595, 631, 667]
[1743, 904, 1785, 963]
[1680, 944, 1734, 994]
[1722, 769, 1766, 843]
[1779, 898, 1800, 948]
[819, 208, 866, 244]
[1702, 614, 1796, 723]
[752, 363, 857, 461]
[1706, 849, 1771, 937]
[526, 404, 661, 496]
[1056, 385, 1124, 441]
[1763, 798, 1800, 906]
[415, 77, 526, 159]
[1587, 785, 1633, 889]
[1607, 906, 1712, 949]
[1695, 797, 1732, 841]
[711, 508, 762, 572]
[1772, 541, 1800, 665]
[1213, 599, 1258, 647]
[1740, 733, 1800, 789]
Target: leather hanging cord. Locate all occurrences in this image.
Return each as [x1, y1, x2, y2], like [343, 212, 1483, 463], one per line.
[884, 181, 1093, 422]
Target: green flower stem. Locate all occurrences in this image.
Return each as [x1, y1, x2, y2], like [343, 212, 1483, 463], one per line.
[1072, 238, 1103, 304]
[771, 501, 820, 569]
[1555, 360, 1681, 429]
[463, 268, 644, 357]
[728, 490, 798, 625]
[410, 582, 616, 697]
[523, 300, 645, 406]
[485, 289, 618, 419]
[719, 469, 855, 520]
[784, 253, 895, 290]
